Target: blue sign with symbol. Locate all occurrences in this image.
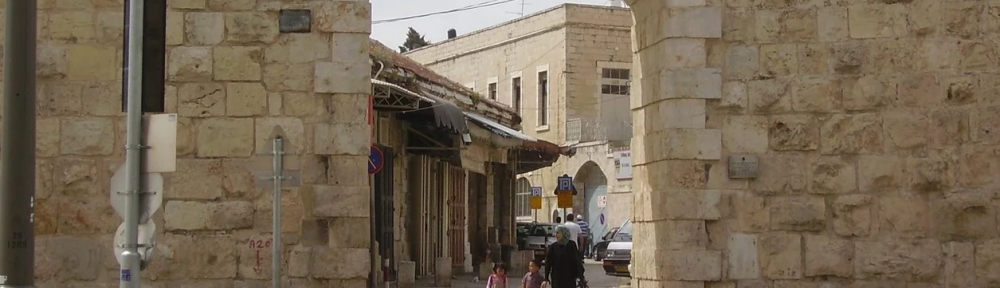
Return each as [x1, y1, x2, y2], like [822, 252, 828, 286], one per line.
[599, 214, 605, 225]
[530, 187, 542, 197]
[557, 175, 573, 192]
[121, 269, 132, 281]
[369, 146, 384, 174]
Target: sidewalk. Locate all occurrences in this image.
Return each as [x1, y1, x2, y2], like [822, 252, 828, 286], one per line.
[414, 273, 521, 288]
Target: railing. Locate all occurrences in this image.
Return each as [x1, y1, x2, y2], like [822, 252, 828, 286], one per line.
[565, 117, 632, 144]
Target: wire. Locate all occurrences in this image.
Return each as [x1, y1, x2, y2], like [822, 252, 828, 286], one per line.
[373, 0, 516, 24]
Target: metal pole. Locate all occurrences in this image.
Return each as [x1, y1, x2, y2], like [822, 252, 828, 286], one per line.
[272, 137, 284, 288]
[369, 174, 376, 288]
[0, 1, 38, 287]
[119, 0, 145, 287]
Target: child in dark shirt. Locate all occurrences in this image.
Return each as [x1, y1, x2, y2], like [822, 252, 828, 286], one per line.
[522, 259, 546, 288]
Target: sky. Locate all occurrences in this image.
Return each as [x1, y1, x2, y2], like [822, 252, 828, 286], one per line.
[371, 0, 618, 50]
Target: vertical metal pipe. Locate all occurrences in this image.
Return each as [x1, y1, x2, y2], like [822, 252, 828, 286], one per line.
[272, 137, 283, 288]
[369, 173, 377, 288]
[0, 1, 38, 287]
[120, 0, 145, 287]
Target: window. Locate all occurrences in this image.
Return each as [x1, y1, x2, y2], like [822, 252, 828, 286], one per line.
[601, 68, 630, 96]
[488, 82, 498, 100]
[515, 179, 531, 218]
[537, 71, 548, 126]
[512, 77, 522, 113]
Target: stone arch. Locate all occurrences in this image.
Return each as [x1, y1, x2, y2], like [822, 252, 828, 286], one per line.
[573, 161, 611, 248]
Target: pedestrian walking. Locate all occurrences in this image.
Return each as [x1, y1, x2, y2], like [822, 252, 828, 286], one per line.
[563, 214, 582, 256]
[575, 215, 592, 258]
[487, 262, 509, 288]
[544, 225, 586, 288]
[522, 259, 547, 288]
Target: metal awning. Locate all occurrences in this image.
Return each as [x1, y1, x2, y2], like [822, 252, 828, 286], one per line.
[372, 79, 468, 135]
[464, 112, 537, 142]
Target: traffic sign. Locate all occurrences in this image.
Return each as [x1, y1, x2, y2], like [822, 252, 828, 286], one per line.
[369, 145, 385, 174]
[557, 175, 573, 192]
[530, 187, 542, 197]
[597, 196, 607, 208]
[530, 196, 542, 210]
[599, 214, 605, 225]
[142, 113, 178, 173]
[113, 222, 157, 268]
[110, 164, 164, 224]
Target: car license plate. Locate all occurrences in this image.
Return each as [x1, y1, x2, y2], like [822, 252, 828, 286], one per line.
[603, 260, 612, 266]
[615, 265, 628, 273]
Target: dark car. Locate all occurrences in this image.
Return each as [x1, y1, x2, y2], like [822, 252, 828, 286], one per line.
[590, 226, 621, 261]
[517, 222, 533, 249]
[602, 219, 632, 278]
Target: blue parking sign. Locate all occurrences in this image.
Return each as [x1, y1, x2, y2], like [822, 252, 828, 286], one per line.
[557, 175, 573, 192]
[530, 187, 542, 197]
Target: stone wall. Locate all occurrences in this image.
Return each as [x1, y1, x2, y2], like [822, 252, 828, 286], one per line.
[627, 0, 1000, 287]
[19, 1, 374, 286]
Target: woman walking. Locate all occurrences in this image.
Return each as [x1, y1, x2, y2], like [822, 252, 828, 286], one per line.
[544, 225, 585, 288]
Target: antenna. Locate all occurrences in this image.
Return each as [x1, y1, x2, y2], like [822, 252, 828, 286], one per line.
[505, 0, 529, 17]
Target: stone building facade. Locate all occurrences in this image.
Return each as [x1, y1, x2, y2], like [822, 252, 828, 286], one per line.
[625, 0, 1000, 287]
[405, 4, 636, 236]
[21, 0, 376, 286]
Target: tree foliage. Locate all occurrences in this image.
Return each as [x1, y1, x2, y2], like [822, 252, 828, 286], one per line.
[399, 27, 431, 53]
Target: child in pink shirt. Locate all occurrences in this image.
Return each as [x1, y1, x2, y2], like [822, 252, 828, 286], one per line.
[486, 263, 508, 288]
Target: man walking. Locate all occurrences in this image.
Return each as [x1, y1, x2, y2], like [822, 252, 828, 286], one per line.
[563, 214, 582, 256]
[575, 215, 592, 258]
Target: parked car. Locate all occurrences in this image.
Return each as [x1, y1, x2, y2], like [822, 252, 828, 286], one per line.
[602, 219, 632, 278]
[524, 223, 558, 262]
[591, 226, 621, 261]
[516, 222, 534, 249]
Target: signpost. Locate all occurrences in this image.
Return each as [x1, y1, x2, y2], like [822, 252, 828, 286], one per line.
[555, 175, 575, 219]
[253, 127, 300, 288]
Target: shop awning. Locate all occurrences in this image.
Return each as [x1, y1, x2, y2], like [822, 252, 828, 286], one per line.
[372, 79, 468, 135]
[464, 112, 537, 142]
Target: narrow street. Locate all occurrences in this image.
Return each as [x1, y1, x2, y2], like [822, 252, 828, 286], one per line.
[414, 260, 629, 288]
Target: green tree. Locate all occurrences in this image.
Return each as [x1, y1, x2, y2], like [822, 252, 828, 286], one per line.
[398, 27, 431, 53]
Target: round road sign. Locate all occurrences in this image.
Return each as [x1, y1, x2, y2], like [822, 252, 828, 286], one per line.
[599, 214, 605, 225]
[369, 146, 384, 174]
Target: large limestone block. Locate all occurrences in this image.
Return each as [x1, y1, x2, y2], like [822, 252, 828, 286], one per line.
[264, 63, 314, 91]
[727, 233, 759, 279]
[146, 234, 239, 280]
[853, 239, 942, 281]
[265, 34, 331, 64]
[225, 12, 279, 43]
[809, 156, 857, 195]
[197, 118, 255, 157]
[185, 12, 225, 45]
[759, 44, 797, 77]
[768, 115, 819, 151]
[327, 155, 369, 186]
[166, 159, 225, 200]
[972, 104, 1000, 144]
[209, 0, 255, 10]
[254, 117, 306, 155]
[310, 247, 370, 279]
[726, 45, 758, 80]
[734, 194, 767, 232]
[164, 201, 254, 231]
[436, 257, 452, 287]
[976, 240, 1000, 287]
[750, 154, 808, 194]
[168, 46, 213, 82]
[58, 197, 119, 234]
[636, 189, 720, 221]
[659, 68, 722, 99]
[769, 197, 825, 232]
[227, 82, 267, 116]
[67, 45, 118, 81]
[314, 122, 369, 155]
[857, 155, 903, 194]
[315, 1, 373, 34]
[792, 77, 840, 112]
[312, 185, 370, 217]
[803, 235, 852, 277]
[35, 236, 101, 282]
[648, 129, 721, 161]
[54, 158, 98, 197]
[759, 233, 802, 279]
[848, 3, 908, 39]
[930, 192, 998, 240]
[817, 7, 849, 42]
[904, 154, 957, 193]
[820, 113, 883, 155]
[748, 79, 792, 114]
[314, 61, 371, 94]
[60, 117, 114, 156]
[656, 99, 706, 130]
[46, 12, 95, 43]
[169, 0, 206, 9]
[722, 115, 768, 154]
[633, 248, 722, 281]
[329, 217, 371, 248]
[166, 11, 184, 45]
[214, 46, 263, 81]
[755, 9, 817, 43]
[633, 220, 708, 250]
[832, 195, 872, 237]
[943, 242, 976, 288]
[877, 196, 930, 238]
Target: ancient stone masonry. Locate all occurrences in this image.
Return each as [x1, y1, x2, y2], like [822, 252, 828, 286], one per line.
[13, 0, 374, 286]
[626, 0, 1000, 287]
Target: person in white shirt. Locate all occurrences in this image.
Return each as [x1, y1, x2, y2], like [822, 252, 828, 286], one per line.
[563, 214, 582, 253]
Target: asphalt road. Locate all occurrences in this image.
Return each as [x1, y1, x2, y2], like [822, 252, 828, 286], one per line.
[414, 260, 629, 288]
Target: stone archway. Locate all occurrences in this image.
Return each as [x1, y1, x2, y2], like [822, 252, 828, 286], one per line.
[573, 161, 611, 250]
[624, 0, 1000, 287]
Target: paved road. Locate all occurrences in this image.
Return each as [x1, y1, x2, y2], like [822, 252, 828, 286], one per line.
[414, 260, 629, 288]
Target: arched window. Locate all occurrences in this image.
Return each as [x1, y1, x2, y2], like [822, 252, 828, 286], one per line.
[515, 178, 532, 218]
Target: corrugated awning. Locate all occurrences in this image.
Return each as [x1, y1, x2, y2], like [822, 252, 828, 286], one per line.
[371, 79, 468, 134]
[464, 112, 537, 142]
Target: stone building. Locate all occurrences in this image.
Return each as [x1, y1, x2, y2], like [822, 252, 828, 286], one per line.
[367, 39, 569, 279]
[405, 3, 635, 240]
[22, 1, 380, 287]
